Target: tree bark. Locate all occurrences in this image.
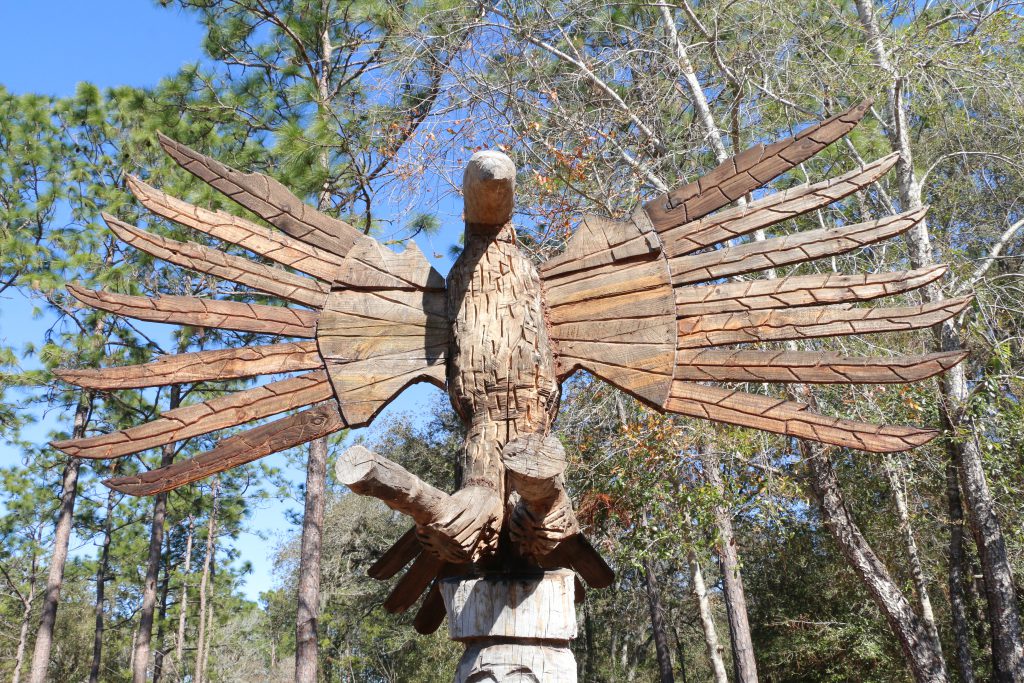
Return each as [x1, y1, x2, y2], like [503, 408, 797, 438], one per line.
[27, 389, 91, 683]
[194, 478, 220, 683]
[88, 477, 116, 683]
[801, 434, 948, 682]
[947, 458, 977, 683]
[133, 384, 181, 683]
[852, 2, 1023, 678]
[172, 515, 196, 679]
[11, 543, 39, 683]
[152, 529, 173, 683]
[643, 558, 676, 683]
[295, 436, 327, 683]
[687, 549, 729, 683]
[703, 446, 759, 682]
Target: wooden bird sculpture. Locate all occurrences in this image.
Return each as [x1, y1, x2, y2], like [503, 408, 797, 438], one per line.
[54, 100, 969, 629]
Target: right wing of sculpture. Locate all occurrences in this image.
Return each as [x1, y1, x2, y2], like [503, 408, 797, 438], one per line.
[540, 100, 969, 453]
[55, 135, 448, 495]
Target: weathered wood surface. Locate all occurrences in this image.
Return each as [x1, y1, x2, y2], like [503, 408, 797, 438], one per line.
[367, 527, 420, 580]
[541, 534, 615, 589]
[56, 342, 322, 390]
[674, 266, 947, 317]
[67, 285, 319, 338]
[503, 434, 579, 560]
[103, 214, 329, 309]
[158, 133, 365, 258]
[127, 175, 342, 282]
[674, 349, 968, 384]
[384, 551, 445, 614]
[668, 207, 928, 285]
[666, 383, 937, 452]
[104, 403, 345, 495]
[676, 297, 972, 348]
[336, 445, 451, 527]
[659, 153, 898, 257]
[442, 571, 578, 683]
[643, 100, 871, 231]
[53, 371, 332, 459]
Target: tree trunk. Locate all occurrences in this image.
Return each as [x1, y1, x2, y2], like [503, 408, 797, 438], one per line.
[800, 434, 948, 682]
[133, 384, 181, 683]
[687, 549, 729, 683]
[199, 554, 215, 677]
[643, 558, 676, 683]
[948, 457, 977, 683]
[27, 389, 91, 683]
[883, 455, 944, 661]
[295, 436, 327, 683]
[88, 477, 116, 683]
[194, 478, 220, 683]
[852, 2, 1023, 678]
[11, 546, 38, 683]
[172, 515, 196, 680]
[152, 529, 173, 683]
[703, 446, 759, 682]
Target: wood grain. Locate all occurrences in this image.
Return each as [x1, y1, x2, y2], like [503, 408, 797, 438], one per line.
[676, 297, 971, 348]
[57, 342, 322, 390]
[52, 371, 332, 459]
[659, 153, 899, 258]
[674, 266, 947, 317]
[669, 208, 928, 285]
[67, 285, 318, 338]
[103, 402, 345, 495]
[384, 551, 445, 614]
[336, 238, 445, 290]
[665, 382, 937, 453]
[127, 175, 342, 282]
[674, 349, 968, 383]
[644, 100, 872, 231]
[103, 214, 328, 309]
[157, 133, 365, 258]
[368, 527, 421, 580]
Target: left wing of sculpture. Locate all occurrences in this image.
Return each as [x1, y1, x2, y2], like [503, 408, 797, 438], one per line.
[539, 100, 968, 452]
[54, 135, 447, 494]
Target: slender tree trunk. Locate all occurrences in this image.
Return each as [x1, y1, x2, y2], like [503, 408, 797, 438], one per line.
[11, 548, 38, 683]
[27, 389, 91, 683]
[133, 384, 181, 683]
[948, 457, 977, 683]
[295, 437, 327, 683]
[800, 433, 948, 682]
[852, 2, 1023, 678]
[643, 558, 676, 683]
[199, 556, 215, 677]
[88, 479, 116, 683]
[153, 530, 173, 683]
[883, 455, 944, 660]
[194, 478, 220, 683]
[703, 446, 759, 682]
[172, 516, 195, 680]
[687, 549, 729, 683]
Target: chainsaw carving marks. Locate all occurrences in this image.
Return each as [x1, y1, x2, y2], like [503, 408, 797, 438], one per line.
[538, 100, 969, 454]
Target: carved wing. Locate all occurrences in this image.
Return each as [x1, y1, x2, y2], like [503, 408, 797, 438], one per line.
[540, 100, 968, 453]
[55, 135, 447, 495]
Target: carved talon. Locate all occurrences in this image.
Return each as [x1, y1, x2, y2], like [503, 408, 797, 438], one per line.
[419, 485, 502, 563]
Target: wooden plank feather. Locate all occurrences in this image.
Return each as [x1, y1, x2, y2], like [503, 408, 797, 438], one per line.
[674, 349, 968, 383]
[67, 285, 318, 338]
[52, 371, 332, 459]
[384, 551, 445, 614]
[157, 133, 365, 258]
[103, 214, 329, 309]
[413, 581, 448, 635]
[669, 208, 927, 285]
[676, 297, 971, 348]
[644, 100, 872, 231]
[56, 342, 322, 390]
[126, 175, 342, 281]
[665, 383, 937, 453]
[674, 266, 947, 317]
[103, 402, 345, 495]
[659, 153, 900, 258]
[368, 527, 421, 580]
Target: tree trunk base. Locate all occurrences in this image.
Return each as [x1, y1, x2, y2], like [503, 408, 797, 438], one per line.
[441, 570, 577, 682]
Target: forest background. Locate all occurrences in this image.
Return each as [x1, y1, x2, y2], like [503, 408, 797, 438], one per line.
[1, 1, 1023, 682]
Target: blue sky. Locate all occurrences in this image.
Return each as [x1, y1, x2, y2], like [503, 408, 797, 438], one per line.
[0, 1, 458, 600]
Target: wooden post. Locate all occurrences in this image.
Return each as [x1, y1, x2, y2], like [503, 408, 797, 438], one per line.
[441, 570, 578, 683]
